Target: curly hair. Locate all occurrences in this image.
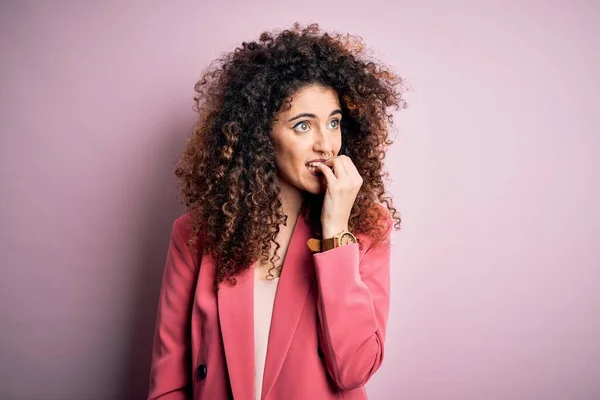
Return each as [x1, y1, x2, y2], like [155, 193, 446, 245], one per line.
[174, 23, 407, 291]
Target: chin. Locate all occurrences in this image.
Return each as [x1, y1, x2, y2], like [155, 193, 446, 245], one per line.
[303, 186, 322, 195]
[290, 171, 326, 195]
[303, 179, 326, 195]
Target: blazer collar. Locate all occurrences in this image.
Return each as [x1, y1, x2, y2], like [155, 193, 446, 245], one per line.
[217, 212, 316, 400]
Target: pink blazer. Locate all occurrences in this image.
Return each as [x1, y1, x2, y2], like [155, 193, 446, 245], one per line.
[148, 210, 392, 400]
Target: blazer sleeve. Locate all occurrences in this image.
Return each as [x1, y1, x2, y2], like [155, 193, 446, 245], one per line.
[313, 215, 392, 391]
[148, 217, 199, 400]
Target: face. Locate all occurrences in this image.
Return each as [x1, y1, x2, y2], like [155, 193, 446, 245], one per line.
[271, 85, 343, 195]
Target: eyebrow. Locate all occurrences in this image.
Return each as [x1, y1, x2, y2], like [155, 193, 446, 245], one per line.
[287, 109, 342, 122]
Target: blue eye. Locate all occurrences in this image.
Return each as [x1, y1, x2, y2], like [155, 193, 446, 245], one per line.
[293, 121, 310, 133]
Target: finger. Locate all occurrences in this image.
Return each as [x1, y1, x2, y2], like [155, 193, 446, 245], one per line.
[332, 156, 349, 178]
[334, 156, 362, 189]
[341, 156, 361, 181]
[316, 162, 337, 185]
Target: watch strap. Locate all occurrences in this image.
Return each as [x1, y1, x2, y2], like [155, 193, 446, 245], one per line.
[306, 238, 321, 253]
[321, 237, 336, 252]
[306, 230, 356, 253]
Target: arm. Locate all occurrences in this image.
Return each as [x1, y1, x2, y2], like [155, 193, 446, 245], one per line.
[148, 217, 199, 400]
[313, 216, 392, 390]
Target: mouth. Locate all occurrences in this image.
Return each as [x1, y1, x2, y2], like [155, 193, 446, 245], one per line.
[306, 164, 323, 176]
[306, 160, 328, 176]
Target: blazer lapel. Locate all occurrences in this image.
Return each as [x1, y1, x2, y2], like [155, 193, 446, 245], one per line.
[217, 212, 316, 400]
[218, 264, 254, 400]
[260, 213, 315, 399]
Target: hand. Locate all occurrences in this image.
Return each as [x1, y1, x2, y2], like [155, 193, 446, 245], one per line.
[316, 155, 363, 238]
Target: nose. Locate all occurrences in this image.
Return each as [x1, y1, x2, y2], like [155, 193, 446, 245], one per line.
[313, 128, 333, 155]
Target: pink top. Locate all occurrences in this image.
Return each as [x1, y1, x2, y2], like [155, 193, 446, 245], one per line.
[253, 267, 280, 400]
[148, 210, 392, 400]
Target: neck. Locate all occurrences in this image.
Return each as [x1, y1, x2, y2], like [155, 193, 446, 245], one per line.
[277, 176, 304, 222]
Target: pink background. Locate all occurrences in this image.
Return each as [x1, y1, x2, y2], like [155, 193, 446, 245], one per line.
[1, 1, 598, 399]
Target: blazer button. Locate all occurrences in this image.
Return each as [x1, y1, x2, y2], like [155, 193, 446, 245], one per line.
[196, 364, 207, 380]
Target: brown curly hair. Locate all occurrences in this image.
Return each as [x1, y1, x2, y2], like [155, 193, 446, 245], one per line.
[174, 23, 407, 291]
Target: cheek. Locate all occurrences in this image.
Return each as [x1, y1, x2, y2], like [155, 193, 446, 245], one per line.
[275, 149, 301, 174]
[276, 145, 302, 165]
[335, 136, 343, 152]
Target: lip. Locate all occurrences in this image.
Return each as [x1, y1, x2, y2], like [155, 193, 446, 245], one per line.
[307, 167, 323, 176]
[305, 158, 329, 165]
[306, 159, 327, 176]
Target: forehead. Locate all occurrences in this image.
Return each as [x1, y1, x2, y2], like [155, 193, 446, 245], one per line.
[284, 85, 340, 113]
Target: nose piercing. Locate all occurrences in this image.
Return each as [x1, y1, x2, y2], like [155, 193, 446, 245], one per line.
[322, 152, 331, 160]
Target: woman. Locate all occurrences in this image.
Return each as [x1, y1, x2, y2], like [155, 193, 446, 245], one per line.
[148, 23, 406, 400]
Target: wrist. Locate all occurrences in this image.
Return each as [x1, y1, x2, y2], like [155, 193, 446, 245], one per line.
[322, 225, 348, 238]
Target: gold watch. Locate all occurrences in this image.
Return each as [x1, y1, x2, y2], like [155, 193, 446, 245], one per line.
[306, 230, 358, 253]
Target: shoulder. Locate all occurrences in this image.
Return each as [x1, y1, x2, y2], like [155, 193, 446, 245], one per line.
[166, 212, 191, 242]
[173, 212, 193, 236]
[355, 203, 393, 250]
[366, 203, 394, 234]
[372, 203, 393, 230]
[170, 212, 205, 262]
[171, 212, 204, 248]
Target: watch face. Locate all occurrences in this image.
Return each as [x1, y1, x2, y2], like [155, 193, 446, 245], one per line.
[339, 232, 357, 245]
